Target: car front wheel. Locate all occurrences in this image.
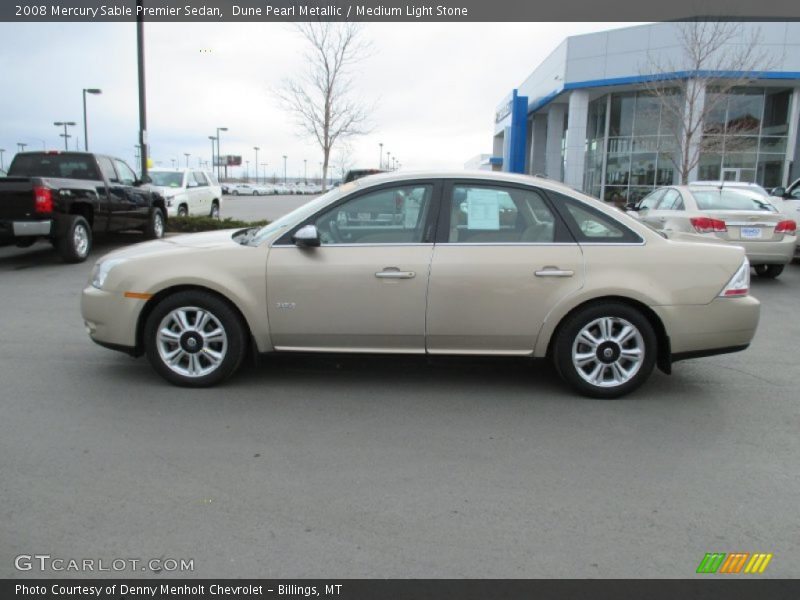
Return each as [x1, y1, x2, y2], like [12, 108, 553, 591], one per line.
[143, 208, 165, 239]
[144, 291, 247, 387]
[210, 201, 220, 219]
[553, 302, 657, 399]
[754, 264, 784, 279]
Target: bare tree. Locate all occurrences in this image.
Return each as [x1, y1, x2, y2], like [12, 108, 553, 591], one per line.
[641, 21, 775, 184]
[332, 142, 356, 183]
[277, 23, 373, 191]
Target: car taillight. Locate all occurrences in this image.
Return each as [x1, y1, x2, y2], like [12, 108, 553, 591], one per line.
[718, 258, 750, 298]
[690, 217, 727, 233]
[775, 220, 797, 234]
[33, 186, 53, 213]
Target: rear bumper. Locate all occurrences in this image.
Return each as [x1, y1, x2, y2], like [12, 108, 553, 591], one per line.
[0, 219, 52, 238]
[652, 295, 760, 356]
[736, 237, 795, 265]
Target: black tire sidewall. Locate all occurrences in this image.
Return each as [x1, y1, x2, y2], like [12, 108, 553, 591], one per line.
[755, 264, 783, 278]
[144, 208, 165, 239]
[144, 291, 247, 387]
[210, 203, 220, 219]
[178, 206, 188, 217]
[554, 302, 657, 399]
[57, 215, 92, 263]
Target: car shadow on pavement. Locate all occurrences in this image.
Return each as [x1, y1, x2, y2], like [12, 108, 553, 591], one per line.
[0, 233, 143, 270]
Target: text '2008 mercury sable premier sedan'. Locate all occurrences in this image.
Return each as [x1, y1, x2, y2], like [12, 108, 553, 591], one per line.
[81, 171, 760, 398]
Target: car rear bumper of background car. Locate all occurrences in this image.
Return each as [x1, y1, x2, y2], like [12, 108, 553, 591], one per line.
[735, 237, 795, 265]
[652, 295, 760, 356]
[81, 286, 145, 354]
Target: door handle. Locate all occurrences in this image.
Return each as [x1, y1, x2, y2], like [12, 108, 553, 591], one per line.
[535, 267, 574, 278]
[375, 268, 416, 279]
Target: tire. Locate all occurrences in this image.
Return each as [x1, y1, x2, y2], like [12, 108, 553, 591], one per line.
[209, 201, 220, 219]
[553, 302, 657, 399]
[253, 191, 259, 196]
[177, 205, 188, 217]
[232, 190, 239, 196]
[144, 290, 247, 387]
[754, 264, 784, 279]
[143, 208, 165, 240]
[56, 215, 92, 263]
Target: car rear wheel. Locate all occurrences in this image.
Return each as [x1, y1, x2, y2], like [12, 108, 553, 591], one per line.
[754, 264, 784, 279]
[143, 208, 165, 240]
[57, 215, 92, 263]
[553, 302, 657, 399]
[144, 291, 247, 387]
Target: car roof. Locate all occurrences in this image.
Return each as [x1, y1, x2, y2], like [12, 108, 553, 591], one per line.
[349, 170, 584, 197]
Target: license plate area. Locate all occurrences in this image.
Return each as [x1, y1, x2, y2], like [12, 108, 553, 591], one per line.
[740, 227, 762, 239]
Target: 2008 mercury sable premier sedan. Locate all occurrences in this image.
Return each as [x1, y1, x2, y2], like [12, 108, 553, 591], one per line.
[81, 171, 760, 398]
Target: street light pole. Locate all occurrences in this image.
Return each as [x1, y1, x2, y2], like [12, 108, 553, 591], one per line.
[53, 122, 76, 151]
[184, 153, 190, 167]
[134, 145, 141, 171]
[245, 160, 250, 182]
[136, 0, 149, 180]
[253, 146, 260, 184]
[386, 152, 391, 172]
[260, 162, 267, 184]
[0, 148, 5, 171]
[82, 88, 102, 151]
[17, 142, 28, 153]
[303, 158, 307, 183]
[208, 136, 217, 175]
[379, 142, 383, 169]
[282, 155, 287, 184]
[216, 126, 228, 179]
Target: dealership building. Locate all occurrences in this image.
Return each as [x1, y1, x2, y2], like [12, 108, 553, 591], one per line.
[491, 22, 800, 204]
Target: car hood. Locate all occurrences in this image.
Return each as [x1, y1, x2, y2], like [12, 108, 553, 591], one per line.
[96, 230, 243, 263]
[142, 184, 184, 196]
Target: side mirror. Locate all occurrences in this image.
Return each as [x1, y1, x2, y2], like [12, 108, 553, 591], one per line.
[770, 187, 786, 198]
[625, 202, 639, 211]
[293, 224, 321, 247]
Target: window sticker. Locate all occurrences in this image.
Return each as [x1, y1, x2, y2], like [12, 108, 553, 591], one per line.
[466, 189, 500, 230]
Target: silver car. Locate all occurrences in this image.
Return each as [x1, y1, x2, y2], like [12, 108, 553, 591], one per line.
[630, 185, 796, 278]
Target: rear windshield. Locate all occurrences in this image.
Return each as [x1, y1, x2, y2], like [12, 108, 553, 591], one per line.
[691, 189, 777, 212]
[149, 172, 184, 187]
[8, 154, 100, 180]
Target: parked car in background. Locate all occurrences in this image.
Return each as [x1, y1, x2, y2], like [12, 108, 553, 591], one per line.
[229, 183, 271, 196]
[143, 168, 222, 219]
[769, 179, 800, 253]
[690, 181, 771, 196]
[82, 171, 760, 399]
[273, 184, 289, 195]
[628, 185, 796, 278]
[0, 151, 165, 262]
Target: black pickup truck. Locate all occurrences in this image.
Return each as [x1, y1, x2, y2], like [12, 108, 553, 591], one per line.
[0, 151, 166, 262]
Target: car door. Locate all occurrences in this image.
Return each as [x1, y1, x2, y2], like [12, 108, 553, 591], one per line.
[95, 156, 124, 232]
[425, 181, 584, 354]
[186, 171, 204, 214]
[266, 180, 440, 352]
[113, 159, 150, 227]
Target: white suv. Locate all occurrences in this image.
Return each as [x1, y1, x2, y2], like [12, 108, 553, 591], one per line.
[145, 169, 222, 219]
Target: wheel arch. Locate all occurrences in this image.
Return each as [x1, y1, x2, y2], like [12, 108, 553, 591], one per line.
[135, 284, 256, 358]
[543, 295, 672, 375]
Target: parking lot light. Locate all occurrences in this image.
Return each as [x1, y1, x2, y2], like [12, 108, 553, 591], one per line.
[82, 88, 102, 151]
[253, 147, 260, 184]
[53, 121, 76, 151]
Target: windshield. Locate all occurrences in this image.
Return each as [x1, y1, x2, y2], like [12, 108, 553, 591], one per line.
[149, 171, 184, 187]
[691, 189, 777, 212]
[248, 186, 349, 246]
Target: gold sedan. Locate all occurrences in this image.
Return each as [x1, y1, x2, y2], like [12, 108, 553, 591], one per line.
[81, 172, 760, 398]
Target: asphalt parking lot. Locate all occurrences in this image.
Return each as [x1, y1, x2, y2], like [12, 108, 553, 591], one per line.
[221, 192, 315, 222]
[1, 208, 798, 578]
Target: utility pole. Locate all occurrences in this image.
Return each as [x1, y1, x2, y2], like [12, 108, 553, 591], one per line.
[253, 146, 260, 184]
[379, 142, 383, 169]
[54, 122, 76, 151]
[82, 88, 102, 151]
[282, 155, 287, 184]
[136, 0, 149, 179]
[184, 153, 190, 167]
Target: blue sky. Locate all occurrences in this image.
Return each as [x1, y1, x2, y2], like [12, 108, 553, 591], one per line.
[0, 21, 637, 178]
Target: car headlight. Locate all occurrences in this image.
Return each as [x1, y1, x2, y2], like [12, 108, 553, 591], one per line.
[91, 258, 127, 290]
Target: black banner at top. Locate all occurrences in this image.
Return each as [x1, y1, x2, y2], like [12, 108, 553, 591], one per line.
[2, 0, 800, 22]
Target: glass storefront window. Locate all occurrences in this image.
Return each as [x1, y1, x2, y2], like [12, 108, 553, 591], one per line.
[760, 136, 787, 154]
[723, 152, 758, 170]
[630, 153, 657, 186]
[656, 154, 676, 186]
[633, 93, 661, 136]
[609, 94, 635, 137]
[605, 153, 630, 186]
[757, 154, 784, 188]
[762, 89, 790, 135]
[725, 89, 763, 134]
[604, 186, 628, 206]
[698, 153, 723, 181]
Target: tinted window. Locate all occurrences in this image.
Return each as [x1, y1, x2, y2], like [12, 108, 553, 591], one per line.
[192, 171, 208, 186]
[8, 153, 101, 180]
[447, 185, 556, 243]
[113, 160, 137, 185]
[313, 184, 433, 245]
[552, 192, 643, 243]
[96, 157, 117, 182]
[691, 189, 777, 212]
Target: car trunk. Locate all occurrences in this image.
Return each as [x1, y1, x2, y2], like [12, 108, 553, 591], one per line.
[0, 178, 38, 220]
[704, 210, 786, 242]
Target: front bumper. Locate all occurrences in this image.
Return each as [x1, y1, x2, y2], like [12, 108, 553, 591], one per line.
[652, 295, 761, 356]
[81, 285, 146, 354]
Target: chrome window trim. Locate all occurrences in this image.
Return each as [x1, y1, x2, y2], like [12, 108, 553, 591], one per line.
[270, 242, 435, 248]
